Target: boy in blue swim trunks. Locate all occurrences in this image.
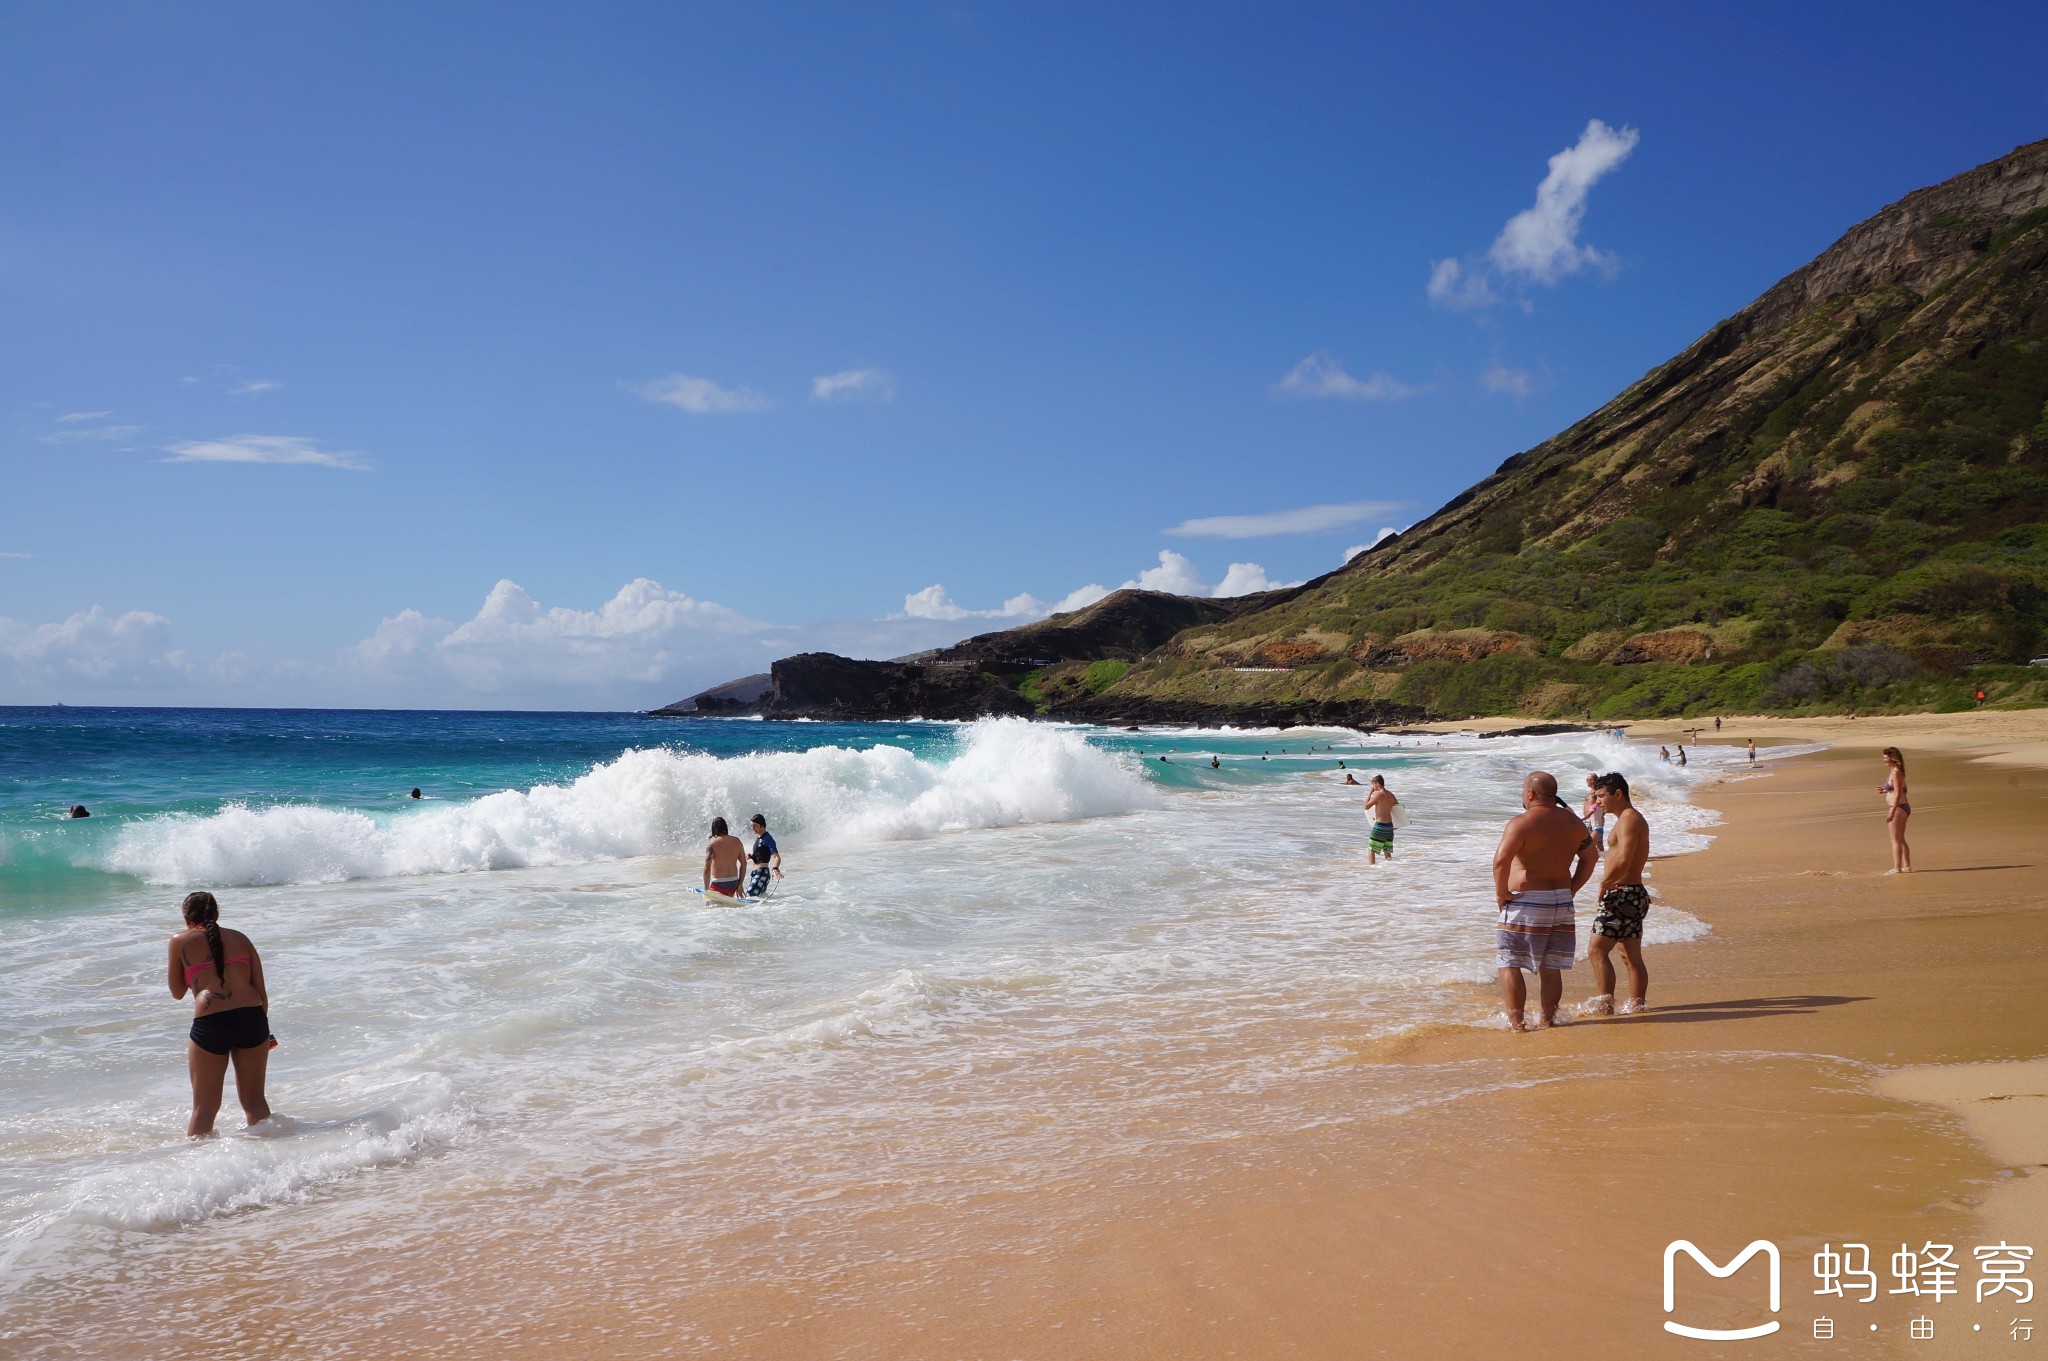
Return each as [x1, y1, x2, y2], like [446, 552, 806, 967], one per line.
[745, 814, 782, 897]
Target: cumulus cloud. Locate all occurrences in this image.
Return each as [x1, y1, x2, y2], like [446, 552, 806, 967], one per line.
[1488, 119, 1640, 284]
[163, 435, 367, 469]
[1213, 562, 1301, 596]
[627, 372, 772, 414]
[897, 584, 1051, 621]
[1271, 351, 1420, 402]
[0, 605, 192, 692]
[1428, 119, 1639, 308]
[228, 379, 283, 395]
[1344, 527, 1403, 561]
[1164, 500, 1403, 540]
[811, 368, 895, 403]
[1480, 361, 1535, 398]
[347, 578, 769, 699]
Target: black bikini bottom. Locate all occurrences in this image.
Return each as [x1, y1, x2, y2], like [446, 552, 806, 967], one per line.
[190, 1007, 272, 1055]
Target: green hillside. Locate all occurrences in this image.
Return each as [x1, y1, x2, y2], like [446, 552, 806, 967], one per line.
[1105, 138, 2048, 720]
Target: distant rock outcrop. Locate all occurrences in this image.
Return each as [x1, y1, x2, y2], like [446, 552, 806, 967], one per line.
[650, 673, 772, 716]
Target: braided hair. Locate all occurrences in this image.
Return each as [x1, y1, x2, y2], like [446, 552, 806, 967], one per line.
[181, 890, 225, 988]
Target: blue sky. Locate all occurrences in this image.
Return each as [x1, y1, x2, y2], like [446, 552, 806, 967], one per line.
[4, 2, 2046, 708]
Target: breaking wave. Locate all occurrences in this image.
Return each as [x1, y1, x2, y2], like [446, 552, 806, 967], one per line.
[94, 718, 1161, 887]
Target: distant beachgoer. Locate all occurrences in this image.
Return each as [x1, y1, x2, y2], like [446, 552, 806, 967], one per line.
[1880, 747, 1912, 873]
[1337, 759, 1346, 769]
[704, 818, 746, 897]
[1493, 772, 1599, 1031]
[1585, 773, 1651, 1016]
[1659, 746, 1671, 763]
[409, 788, 422, 800]
[745, 814, 782, 897]
[1580, 773, 1606, 854]
[1209, 756, 1220, 769]
[1714, 716, 1722, 732]
[1675, 745, 1688, 767]
[1342, 772, 1361, 786]
[1975, 688, 1986, 706]
[1159, 755, 1170, 763]
[1365, 775, 1398, 864]
[1747, 739, 1757, 767]
[68, 804, 90, 818]
[168, 891, 273, 1137]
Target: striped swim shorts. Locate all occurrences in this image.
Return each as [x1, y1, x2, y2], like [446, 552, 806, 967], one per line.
[1497, 888, 1576, 973]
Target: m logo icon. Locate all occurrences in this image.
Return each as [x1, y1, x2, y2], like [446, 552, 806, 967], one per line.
[1663, 1239, 1782, 1340]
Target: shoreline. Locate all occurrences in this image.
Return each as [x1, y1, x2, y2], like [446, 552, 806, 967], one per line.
[14, 712, 2046, 1358]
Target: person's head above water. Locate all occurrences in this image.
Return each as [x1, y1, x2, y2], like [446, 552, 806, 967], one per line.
[710, 816, 729, 837]
[410, 788, 422, 799]
[750, 814, 767, 831]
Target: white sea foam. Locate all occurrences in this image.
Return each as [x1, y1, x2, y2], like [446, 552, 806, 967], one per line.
[95, 718, 1160, 887]
[0, 1076, 468, 1278]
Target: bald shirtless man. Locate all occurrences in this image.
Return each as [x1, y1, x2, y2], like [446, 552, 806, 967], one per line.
[1492, 771, 1599, 1031]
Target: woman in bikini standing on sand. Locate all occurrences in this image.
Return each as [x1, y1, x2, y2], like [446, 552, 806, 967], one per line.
[1879, 746, 1912, 874]
[168, 890, 274, 1136]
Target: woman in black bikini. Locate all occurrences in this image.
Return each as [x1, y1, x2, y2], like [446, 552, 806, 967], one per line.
[167, 891, 274, 1137]
[1879, 746, 1913, 874]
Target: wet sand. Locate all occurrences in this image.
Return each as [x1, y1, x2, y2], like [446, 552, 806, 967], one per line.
[31, 717, 2048, 1358]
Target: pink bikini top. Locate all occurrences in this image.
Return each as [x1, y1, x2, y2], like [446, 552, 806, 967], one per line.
[184, 955, 251, 986]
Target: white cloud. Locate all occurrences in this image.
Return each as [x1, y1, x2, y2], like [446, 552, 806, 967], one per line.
[1271, 351, 1420, 402]
[1428, 119, 1639, 308]
[229, 379, 283, 395]
[1426, 259, 1496, 310]
[896, 585, 1061, 622]
[1487, 119, 1639, 284]
[1164, 500, 1403, 540]
[811, 368, 895, 403]
[0, 552, 33, 559]
[1124, 549, 1205, 595]
[1047, 584, 1112, 613]
[1213, 562, 1301, 596]
[0, 606, 192, 691]
[1344, 527, 1402, 561]
[627, 372, 772, 414]
[1480, 361, 1535, 398]
[347, 578, 768, 698]
[56, 410, 111, 422]
[40, 424, 143, 444]
[162, 435, 367, 469]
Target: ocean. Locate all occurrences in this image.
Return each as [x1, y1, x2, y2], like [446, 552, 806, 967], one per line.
[0, 707, 1737, 1354]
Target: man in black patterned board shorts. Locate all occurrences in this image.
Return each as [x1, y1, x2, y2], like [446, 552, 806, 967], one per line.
[1584, 771, 1652, 1016]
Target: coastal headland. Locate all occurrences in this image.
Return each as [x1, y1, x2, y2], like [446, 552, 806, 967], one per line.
[659, 136, 2048, 731]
